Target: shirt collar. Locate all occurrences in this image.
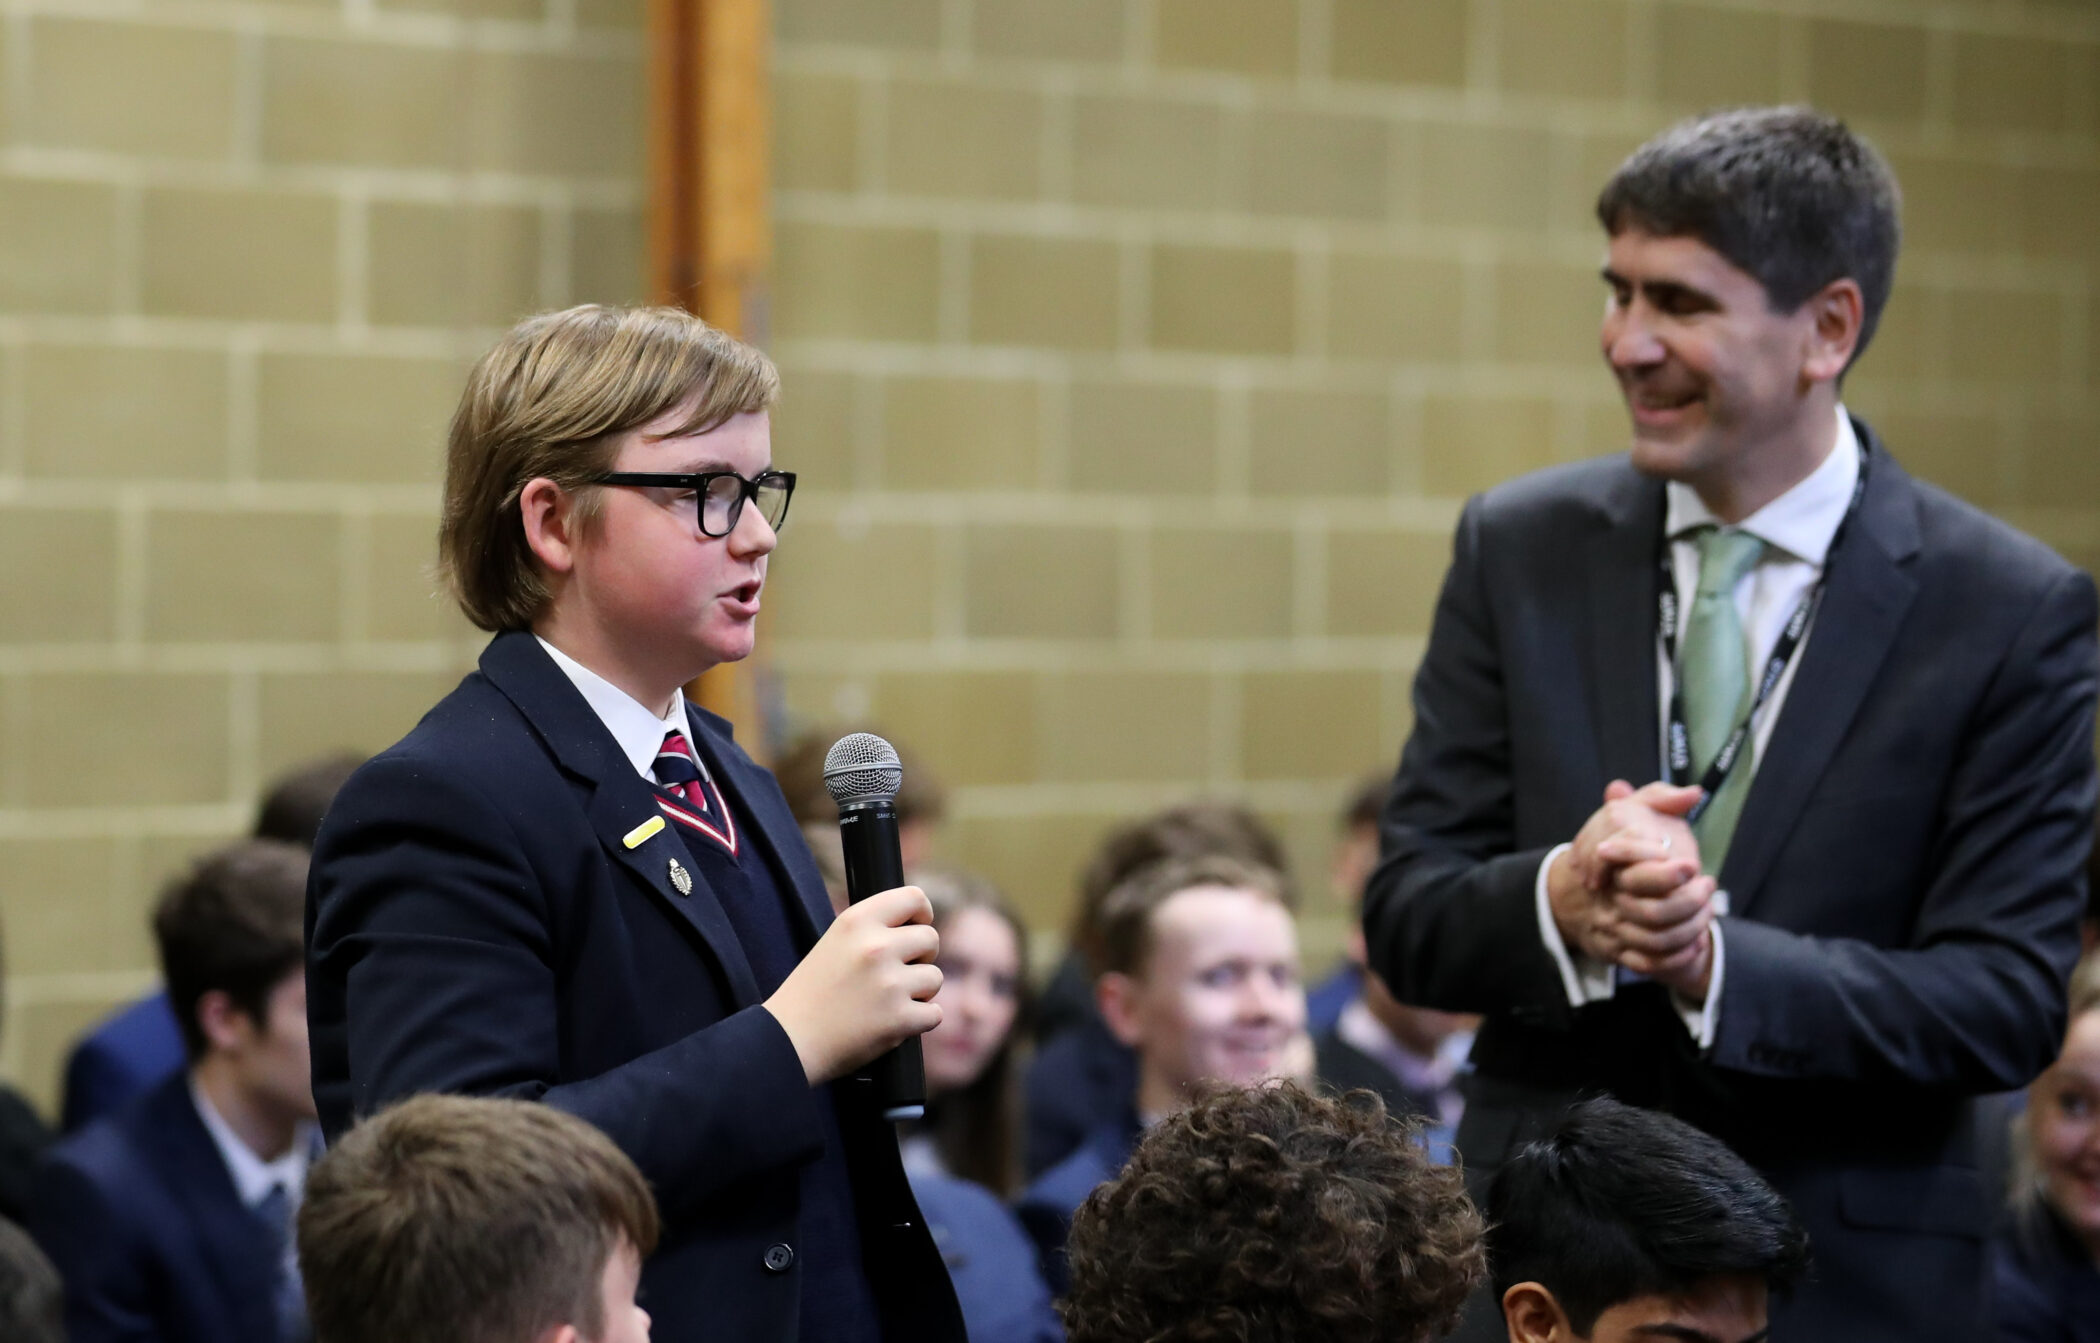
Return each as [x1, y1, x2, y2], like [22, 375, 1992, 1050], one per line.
[536, 636, 697, 780]
[1663, 406, 1862, 566]
[188, 1076, 315, 1209]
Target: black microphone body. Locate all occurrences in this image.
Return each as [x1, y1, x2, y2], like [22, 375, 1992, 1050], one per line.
[836, 797, 928, 1122]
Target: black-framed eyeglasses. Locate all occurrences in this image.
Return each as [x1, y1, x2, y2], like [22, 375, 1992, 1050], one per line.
[590, 470, 796, 538]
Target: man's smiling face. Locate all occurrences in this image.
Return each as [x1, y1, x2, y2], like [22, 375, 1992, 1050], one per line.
[1599, 229, 1822, 501]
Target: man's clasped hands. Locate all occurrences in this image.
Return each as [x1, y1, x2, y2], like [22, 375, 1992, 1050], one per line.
[1546, 781, 1719, 1002]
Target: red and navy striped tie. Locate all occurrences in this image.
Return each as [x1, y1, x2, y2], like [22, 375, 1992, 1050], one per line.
[654, 730, 737, 855]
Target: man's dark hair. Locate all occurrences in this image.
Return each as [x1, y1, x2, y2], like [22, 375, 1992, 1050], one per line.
[0, 1219, 62, 1343]
[254, 753, 364, 848]
[1063, 1082, 1484, 1343]
[1487, 1097, 1810, 1335]
[300, 1093, 661, 1343]
[154, 840, 308, 1062]
[1596, 106, 1901, 366]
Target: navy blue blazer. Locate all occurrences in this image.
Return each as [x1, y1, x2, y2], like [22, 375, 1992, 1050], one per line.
[61, 991, 184, 1134]
[307, 631, 963, 1343]
[1367, 425, 2100, 1341]
[910, 1172, 1063, 1343]
[1014, 1114, 1142, 1296]
[30, 1070, 288, 1343]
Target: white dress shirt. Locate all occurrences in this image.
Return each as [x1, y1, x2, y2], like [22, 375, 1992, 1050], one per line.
[189, 1077, 316, 1210]
[537, 636, 708, 785]
[1534, 407, 1863, 1046]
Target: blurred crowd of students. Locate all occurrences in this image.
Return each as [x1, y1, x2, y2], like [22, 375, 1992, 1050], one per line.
[0, 735, 2091, 1342]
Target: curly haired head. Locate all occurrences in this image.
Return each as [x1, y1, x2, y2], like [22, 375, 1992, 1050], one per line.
[1062, 1082, 1485, 1343]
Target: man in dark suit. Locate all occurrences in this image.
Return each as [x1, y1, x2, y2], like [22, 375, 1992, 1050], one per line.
[306, 305, 963, 1343]
[33, 841, 320, 1343]
[1365, 107, 2098, 1342]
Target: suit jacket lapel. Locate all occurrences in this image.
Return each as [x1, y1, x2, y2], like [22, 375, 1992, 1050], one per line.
[139, 1077, 279, 1341]
[690, 704, 838, 947]
[1722, 427, 1922, 916]
[479, 632, 765, 1007]
[1585, 470, 1667, 787]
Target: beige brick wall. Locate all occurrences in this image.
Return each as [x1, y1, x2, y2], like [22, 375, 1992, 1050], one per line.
[1, 0, 2095, 1117]
[0, 0, 646, 1113]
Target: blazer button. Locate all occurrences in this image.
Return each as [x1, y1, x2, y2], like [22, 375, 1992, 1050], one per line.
[763, 1244, 795, 1273]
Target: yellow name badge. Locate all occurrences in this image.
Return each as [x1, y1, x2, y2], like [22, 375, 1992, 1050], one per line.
[622, 815, 666, 849]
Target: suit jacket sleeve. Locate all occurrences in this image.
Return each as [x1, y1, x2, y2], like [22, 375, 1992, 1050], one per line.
[1712, 565, 2099, 1090]
[29, 1153, 159, 1343]
[1362, 496, 1577, 1022]
[310, 756, 827, 1217]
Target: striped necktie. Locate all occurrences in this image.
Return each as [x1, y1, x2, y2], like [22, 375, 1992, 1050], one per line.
[654, 730, 707, 806]
[655, 729, 738, 856]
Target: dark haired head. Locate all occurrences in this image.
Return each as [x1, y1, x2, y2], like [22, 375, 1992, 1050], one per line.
[1063, 1082, 1485, 1343]
[1487, 1097, 1810, 1335]
[1596, 106, 1900, 368]
[154, 840, 308, 1061]
[254, 753, 363, 848]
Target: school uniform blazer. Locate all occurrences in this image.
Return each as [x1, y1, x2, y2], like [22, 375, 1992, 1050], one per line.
[30, 1071, 288, 1343]
[307, 630, 964, 1343]
[1365, 423, 2099, 1341]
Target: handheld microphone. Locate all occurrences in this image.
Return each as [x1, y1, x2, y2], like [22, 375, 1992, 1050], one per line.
[822, 732, 928, 1123]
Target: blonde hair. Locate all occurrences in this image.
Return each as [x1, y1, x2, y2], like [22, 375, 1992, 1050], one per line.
[2008, 951, 2100, 1209]
[438, 305, 780, 631]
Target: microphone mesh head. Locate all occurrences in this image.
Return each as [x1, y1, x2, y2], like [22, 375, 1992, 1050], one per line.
[822, 732, 903, 807]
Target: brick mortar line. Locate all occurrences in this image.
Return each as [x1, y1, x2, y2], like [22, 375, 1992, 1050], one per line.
[944, 778, 1393, 819]
[0, 643, 483, 676]
[0, 149, 642, 207]
[0, 1, 645, 57]
[0, 315, 505, 357]
[773, 189, 2100, 257]
[759, 637, 1434, 673]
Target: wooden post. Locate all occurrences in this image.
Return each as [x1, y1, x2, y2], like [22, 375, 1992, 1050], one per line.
[647, 0, 773, 750]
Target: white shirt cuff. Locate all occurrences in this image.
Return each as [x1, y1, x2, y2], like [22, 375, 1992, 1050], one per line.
[1673, 918, 1726, 1048]
[1535, 843, 1615, 1006]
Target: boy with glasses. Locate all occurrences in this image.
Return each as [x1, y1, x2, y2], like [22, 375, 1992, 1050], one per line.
[307, 305, 964, 1343]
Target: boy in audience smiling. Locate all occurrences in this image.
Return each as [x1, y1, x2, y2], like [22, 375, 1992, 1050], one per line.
[1015, 853, 1309, 1289]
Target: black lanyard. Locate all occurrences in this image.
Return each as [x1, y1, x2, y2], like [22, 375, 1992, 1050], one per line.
[1659, 448, 1869, 823]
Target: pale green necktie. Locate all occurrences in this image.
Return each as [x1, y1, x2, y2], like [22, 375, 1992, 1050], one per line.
[1681, 526, 1765, 872]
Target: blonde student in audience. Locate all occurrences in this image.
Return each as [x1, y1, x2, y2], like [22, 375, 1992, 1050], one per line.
[902, 869, 1063, 1343]
[1015, 853, 1311, 1292]
[298, 1093, 655, 1343]
[1994, 952, 2100, 1342]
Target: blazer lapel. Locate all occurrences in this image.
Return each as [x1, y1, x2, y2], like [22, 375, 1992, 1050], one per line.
[690, 704, 838, 947]
[1583, 470, 1668, 787]
[479, 632, 764, 1007]
[1721, 428, 1922, 916]
[139, 1079, 280, 1341]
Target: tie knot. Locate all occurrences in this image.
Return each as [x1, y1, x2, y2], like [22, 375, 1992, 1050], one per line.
[1694, 527, 1764, 598]
[655, 731, 704, 789]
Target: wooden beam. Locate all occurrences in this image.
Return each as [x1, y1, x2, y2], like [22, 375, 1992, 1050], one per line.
[647, 0, 773, 750]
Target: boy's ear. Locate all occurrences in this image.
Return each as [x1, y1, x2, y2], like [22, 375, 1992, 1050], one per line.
[1095, 971, 1145, 1049]
[1503, 1282, 1575, 1342]
[536, 1325, 580, 1343]
[195, 989, 254, 1055]
[520, 477, 580, 576]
